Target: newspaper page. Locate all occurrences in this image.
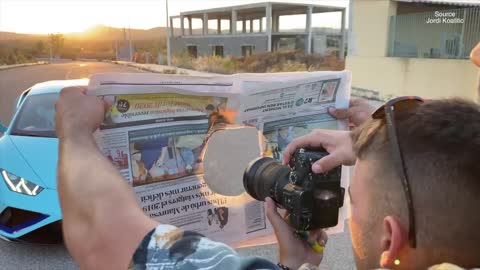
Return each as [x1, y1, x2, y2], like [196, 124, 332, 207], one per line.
[88, 71, 351, 247]
[236, 72, 351, 236]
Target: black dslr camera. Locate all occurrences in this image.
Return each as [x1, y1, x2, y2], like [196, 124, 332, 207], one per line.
[243, 148, 344, 231]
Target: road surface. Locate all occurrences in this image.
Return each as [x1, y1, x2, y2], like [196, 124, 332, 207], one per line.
[0, 61, 146, 125]
[0, 61, 354, 270]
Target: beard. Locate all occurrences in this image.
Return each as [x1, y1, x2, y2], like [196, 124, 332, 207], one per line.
[350, 217, 382, 270]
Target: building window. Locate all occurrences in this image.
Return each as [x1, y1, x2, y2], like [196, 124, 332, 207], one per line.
[241, 45, 254, 57]
[212, 45, 224, 57]
[187, 45, 198, 58]
[326, 38, 339, 48]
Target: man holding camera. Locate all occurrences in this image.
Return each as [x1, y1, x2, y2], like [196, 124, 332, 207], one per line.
[56, 87, 480, 269]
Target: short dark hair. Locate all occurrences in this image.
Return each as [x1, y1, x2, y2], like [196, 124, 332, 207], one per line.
[351, 98, 480, 261]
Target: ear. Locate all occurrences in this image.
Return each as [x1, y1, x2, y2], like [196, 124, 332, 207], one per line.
[379, 216, 409, 268]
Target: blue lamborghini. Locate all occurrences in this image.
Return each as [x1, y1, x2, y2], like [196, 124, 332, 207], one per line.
[0, 79, 88, 243]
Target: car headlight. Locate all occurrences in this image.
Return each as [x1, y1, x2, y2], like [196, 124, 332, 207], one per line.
[1, 170, 44, 196]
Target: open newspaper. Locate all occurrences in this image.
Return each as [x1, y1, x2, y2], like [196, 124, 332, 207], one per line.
[88, 71, 351, 248]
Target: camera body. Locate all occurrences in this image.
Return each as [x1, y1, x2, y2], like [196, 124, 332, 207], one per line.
[244, 148, 344, 231]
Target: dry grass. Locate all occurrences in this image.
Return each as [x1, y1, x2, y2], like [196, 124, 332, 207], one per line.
[172, 50, 345, 74]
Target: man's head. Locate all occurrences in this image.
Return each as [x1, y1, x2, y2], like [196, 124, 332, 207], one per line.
[349, 98, 480, 269]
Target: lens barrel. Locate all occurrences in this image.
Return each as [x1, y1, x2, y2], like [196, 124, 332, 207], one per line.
[243, 157, 290, 202]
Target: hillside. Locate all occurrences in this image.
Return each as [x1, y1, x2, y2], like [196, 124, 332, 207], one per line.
[66, 25, 167, 41]
[0, 25, 168, 41]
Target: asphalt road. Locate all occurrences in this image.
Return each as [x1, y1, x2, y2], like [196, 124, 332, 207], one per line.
[0, 61, 145, 125]
[0, 61, 355, 270]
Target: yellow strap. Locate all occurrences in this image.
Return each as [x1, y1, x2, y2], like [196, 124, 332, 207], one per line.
[309, 241, 325, 253]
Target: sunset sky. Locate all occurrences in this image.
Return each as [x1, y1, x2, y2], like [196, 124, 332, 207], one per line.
[0, 0, 348, 34]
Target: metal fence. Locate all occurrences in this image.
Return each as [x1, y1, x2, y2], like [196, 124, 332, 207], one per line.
[388, 7, 480, 59]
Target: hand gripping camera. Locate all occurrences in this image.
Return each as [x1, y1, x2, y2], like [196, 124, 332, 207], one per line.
[243, 148, 345, 231]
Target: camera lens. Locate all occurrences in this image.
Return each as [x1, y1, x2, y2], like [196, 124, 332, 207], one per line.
[243, 157, 290, 202]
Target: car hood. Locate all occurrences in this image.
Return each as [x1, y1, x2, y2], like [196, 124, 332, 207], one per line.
[9, 136, 58, 189]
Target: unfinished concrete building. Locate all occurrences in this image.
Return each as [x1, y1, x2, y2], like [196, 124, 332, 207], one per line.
[169, 2, 346, 58]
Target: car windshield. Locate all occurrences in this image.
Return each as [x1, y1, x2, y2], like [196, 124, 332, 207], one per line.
[10, 93, 57, 138]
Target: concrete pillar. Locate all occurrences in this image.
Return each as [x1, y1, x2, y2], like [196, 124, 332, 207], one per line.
[180, 15, 185, 36]
[347, 0, 355, 56]
[272, 14, 280, 32]
[217, 18, 221, 34]
[232, 10, 237, 34]
[203, 13, 208, 35]
[266, 3, 272, 51]
[306, 6, 312, 54]
[169, 17, 174, 37]
[340, 9, 346, 59]
[274, 14, 277, 32]
[188, 17, 193, 35]
[260, 18, 263, 32]
[242, 19, 246, 33]
[250, 19, 254, 33]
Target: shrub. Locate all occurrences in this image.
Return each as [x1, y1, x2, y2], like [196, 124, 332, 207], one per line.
[172, 51, 194, 69]
[168, 50, 345, 74]
[160, 68, 177, 74]
[192, 56, 235, 74]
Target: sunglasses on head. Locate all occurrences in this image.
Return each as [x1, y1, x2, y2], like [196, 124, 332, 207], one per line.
[372, 96, 424, 248]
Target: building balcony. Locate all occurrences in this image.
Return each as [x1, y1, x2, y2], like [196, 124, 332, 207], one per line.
[387, 6, 480, 59]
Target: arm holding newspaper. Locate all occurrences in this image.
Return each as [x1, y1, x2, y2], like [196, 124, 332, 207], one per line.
[56, 87, 159, 269]
[55, 86, 364, 269]
[55, 87, 282, 270]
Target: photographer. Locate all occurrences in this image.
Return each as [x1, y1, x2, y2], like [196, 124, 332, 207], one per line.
[56, 88, 480, 269]
[281, 97, 480, 269]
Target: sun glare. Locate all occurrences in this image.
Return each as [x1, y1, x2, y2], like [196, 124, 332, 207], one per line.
[0, 0, 347, 34]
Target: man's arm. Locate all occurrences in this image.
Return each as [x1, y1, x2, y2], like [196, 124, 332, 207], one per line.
[471, 42, 480, 67]
[56, 87, 158, 269]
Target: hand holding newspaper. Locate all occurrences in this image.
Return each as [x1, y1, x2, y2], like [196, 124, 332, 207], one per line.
[88, 71, 351, 248]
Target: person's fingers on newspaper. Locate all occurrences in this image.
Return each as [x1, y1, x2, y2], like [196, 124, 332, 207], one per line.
[327, 106, 350, 120]
[55, 86, 106, 139]
[328, 98, 375, 127]
[282, 130, 356, 173]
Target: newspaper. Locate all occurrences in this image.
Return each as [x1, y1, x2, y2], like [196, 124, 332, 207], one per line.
[88, 71, 351, 248]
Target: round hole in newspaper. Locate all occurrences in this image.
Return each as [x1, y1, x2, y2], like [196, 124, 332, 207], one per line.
[203, 127, 262, 197]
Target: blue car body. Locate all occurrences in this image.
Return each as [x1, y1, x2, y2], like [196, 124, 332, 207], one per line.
[0, 79, 88, 243]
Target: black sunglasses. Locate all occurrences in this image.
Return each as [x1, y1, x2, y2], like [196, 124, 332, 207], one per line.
[372, 96, 424, 248]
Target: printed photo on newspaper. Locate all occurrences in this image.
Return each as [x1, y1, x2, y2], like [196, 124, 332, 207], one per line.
[88, 71, 351, 248]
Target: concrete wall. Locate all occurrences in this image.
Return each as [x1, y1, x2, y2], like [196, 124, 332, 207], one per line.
[346, 56, 479, 100]
[347, 0, 479, 101]
[352, 0, 397, 57]
[170, 35, 269, 57]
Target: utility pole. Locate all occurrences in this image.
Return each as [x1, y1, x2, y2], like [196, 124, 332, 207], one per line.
[166, 0, 171, 66]
[115, 40, 118, 61]
[129, 26, 133, 62]
[48, 33, 53, 63]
